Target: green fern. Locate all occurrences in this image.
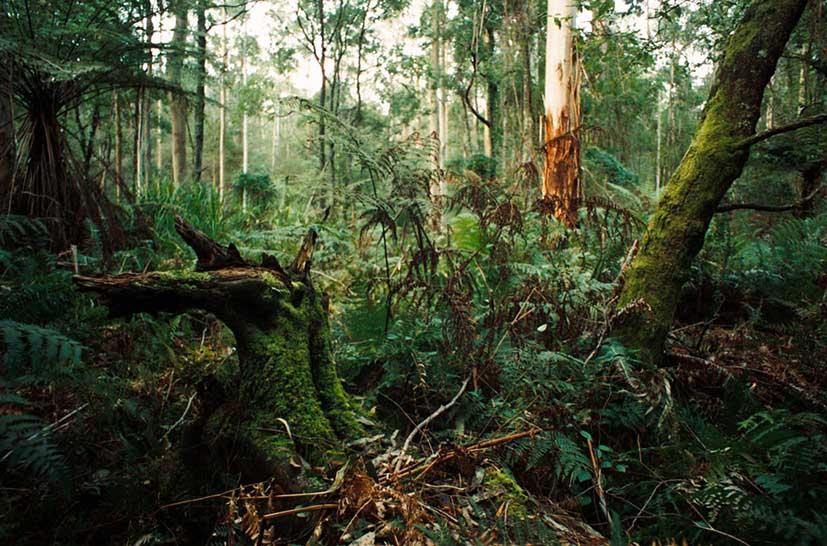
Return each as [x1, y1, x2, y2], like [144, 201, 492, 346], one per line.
[0, 320, 83, 382]
[0, 215, 49, 248]
[0, 392, 70, 485]
[552, 432, 592, 485]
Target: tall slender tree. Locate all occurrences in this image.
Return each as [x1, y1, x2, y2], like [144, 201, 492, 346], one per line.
[542, 0, 580, 227]
[193, 0, 208, 183]
[168, 0, 189, 185]
[219, 6, 228, 201]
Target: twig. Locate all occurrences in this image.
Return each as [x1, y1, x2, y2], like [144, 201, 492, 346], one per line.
[586, 438, 609, 522]
[716, 184, 822, 213]
[163, 392, 197, 441]
[260, 503, 338, 521]
[393, 377, 470, 473]
[733, 112, 827, 150]
[1, 403, 89, 463]
[159, 488, 331, 510]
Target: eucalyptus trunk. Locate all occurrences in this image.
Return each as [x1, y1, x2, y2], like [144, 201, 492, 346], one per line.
[542, 0, 580, 227]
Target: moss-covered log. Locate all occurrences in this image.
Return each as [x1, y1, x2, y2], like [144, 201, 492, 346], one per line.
[74, 216, 360, 461]
[614, 0, 809, 365]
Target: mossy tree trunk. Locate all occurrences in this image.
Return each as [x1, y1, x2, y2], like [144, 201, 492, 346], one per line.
[75, 217, 360, 462]
[615, 0, 809, 365]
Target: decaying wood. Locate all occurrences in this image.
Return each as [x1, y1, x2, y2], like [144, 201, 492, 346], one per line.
[74, 215, 359, 462]
[386, 427, 542, 483]
[174, 216, 246, 271]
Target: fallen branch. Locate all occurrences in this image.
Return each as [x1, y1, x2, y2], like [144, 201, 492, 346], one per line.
[261, 503, 338, 521]
[159, 487, 331, 510]
[388, 427, 542, 482]
[394, 377, 470, 474]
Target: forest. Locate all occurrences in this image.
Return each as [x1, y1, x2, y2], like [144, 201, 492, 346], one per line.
[1, 0, 826, 544]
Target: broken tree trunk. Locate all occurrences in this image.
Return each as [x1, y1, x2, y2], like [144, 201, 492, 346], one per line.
[542, 0, 581, 228]
[74, 217, 360, 461]
[614, 0, 809, 365]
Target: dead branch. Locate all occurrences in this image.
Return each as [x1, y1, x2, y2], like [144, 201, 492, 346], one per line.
[261, 503, 338, 521]
[394, 377, 470, 473]
[716, 184, 823, 213]
[734, 112, 827, 150]
[388, 427, 542, 483]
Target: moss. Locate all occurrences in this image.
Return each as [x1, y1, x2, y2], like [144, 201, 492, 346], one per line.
[615, 0, 807, 365]
[483, 467, 529, 518]
[94, 263, 361, 464]
[154, 271, 213, 284]
[231, 281, 361, 462]
[306, 292, 362, 438]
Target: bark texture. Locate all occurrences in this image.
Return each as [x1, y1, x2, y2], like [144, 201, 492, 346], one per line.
[168, 0, 188, 185]
[193, 0, 207, 183]
[615, 0, 809, 364]
[542, 0, 581, 228]
[75, 217, 360, 461]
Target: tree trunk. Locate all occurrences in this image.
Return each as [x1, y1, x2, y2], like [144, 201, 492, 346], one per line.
[193, 0, 207, 183]
[156, 99, 163, 172]
[141, 0, 153, 190]
[797, 160, 826, 218]
[317, 0, 327, 174]
[169, 0, 188, 185]
[219, 7, 228, 201]
[133, 88, 142, 193]
[521, 34, 535, 157]
[241, 14, 249, 212]
[429, 0, 440, 152]
[242, 15, 249, 176]
[655, 90, 662, 196]
[614, 0, 809, 365]
[74, 217, 360, 461]
[113, 91, 123, 199]
[542, 0, 580, 227]
[485, 25, 501, 159]
[439, 27, 448, 170]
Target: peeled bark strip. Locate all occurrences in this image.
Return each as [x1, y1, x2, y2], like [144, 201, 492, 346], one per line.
[615, 0, 809, 364]
[542, 0, 581, 228]
[75, 217, 360, 460]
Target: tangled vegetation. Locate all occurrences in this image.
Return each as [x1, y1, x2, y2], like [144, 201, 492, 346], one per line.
[1, 0, 826, 545]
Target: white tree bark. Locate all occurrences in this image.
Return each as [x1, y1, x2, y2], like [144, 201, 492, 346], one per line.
[219, 7, 227, 202]
[542, 0, 580, 226]
[543, 0, 576, 150]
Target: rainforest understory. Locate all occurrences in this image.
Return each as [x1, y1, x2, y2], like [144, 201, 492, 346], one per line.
[2, 0, 827, 545]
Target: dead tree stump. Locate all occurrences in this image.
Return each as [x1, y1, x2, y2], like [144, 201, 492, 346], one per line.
[74, 216, 360, 462]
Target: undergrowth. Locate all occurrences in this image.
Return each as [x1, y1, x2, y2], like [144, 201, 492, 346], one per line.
[1, 140, 826, 545]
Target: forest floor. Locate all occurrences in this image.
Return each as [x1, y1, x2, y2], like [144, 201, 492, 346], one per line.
[188, 319, 827, 545]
